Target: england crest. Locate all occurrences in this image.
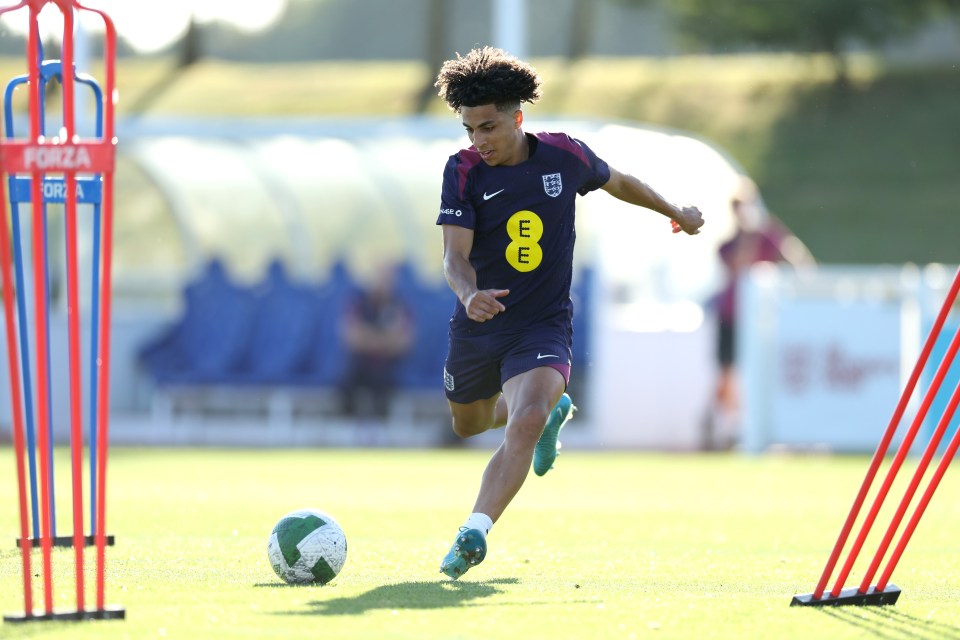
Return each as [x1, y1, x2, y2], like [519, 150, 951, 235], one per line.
[542, 173, 562, 198]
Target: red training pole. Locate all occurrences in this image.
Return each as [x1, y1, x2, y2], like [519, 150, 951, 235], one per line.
[831, 323, 960, 596]
[877, 395, 960, 589]
[57, 0, 88, 614]
[76, 0, 119, 611]
[0, 0, 35, 619]
[24, 0, 54, 615]
[0, 139, 33, 619]
[857, 376, 960, 592]
[811, 266, 960, 600]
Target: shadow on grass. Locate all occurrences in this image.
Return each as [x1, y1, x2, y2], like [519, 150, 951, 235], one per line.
[0, 548, 23, 561]
[277, 578, 520, 616]
[818, 605, 960, 640]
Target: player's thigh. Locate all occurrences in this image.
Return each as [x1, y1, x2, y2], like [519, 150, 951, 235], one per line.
[499, 317, 573, 390]
[498, 318, 571, 422]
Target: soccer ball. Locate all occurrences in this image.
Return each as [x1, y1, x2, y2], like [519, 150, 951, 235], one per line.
[267, 508, 347, 585]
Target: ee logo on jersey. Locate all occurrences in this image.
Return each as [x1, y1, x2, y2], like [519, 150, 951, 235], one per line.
[505, 210, 543, 272]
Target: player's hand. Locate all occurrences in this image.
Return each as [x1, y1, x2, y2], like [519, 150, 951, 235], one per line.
[464, 289, 509, 323]
[671, 206, 705, 235]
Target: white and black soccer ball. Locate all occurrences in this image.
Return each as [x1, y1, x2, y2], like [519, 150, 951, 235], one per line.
[267, 509, 347, 585]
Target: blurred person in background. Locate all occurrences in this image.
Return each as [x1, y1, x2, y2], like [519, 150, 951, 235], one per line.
[434, 46, 705, 579]
[338, 263, 413, 422]
[709, 177, 814, 449]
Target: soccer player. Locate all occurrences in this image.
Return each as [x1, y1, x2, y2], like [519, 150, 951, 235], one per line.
[434, 46, 704, 579]
[710, 177, 814, 448]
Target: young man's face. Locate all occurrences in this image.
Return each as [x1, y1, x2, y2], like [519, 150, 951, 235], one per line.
[460, 103, 524, 166]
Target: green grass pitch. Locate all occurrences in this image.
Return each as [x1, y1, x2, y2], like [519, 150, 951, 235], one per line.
[2, 447, 960, 639]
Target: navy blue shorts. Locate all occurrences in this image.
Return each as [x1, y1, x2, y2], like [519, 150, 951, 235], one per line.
[443, 318, 573, 404]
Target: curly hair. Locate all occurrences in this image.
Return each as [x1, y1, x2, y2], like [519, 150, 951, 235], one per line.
[435, 46, 542, 113]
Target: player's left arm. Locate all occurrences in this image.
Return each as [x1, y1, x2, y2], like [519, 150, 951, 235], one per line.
[601, 166, 704, 236]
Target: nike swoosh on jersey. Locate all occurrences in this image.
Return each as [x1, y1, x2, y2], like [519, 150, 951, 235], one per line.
[536, 353, 559, 359]
[483, 189, 505, 200]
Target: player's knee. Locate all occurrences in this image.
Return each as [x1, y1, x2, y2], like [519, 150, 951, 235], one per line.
[506, 405, 551, 444]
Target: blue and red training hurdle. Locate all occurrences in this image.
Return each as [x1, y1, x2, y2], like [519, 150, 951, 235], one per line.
[0, 0, 123, 622]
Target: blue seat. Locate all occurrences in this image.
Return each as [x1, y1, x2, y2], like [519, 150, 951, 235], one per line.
[405, 287, 456, 390]
[300, 259, 357, 387]
[138, 258, 463, 399]
[391, 261, 456, 390]
[236, 260, 320, 385]
[139, 258, 255, 385]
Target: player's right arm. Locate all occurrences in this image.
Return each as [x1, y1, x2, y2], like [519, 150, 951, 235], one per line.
[441, 224, 509, 323]
[602, 166, 704, 235]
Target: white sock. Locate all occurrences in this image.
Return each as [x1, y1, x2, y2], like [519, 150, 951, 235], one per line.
[463, 513, 493, 537]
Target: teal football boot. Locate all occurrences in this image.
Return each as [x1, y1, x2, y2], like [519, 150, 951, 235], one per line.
[440, 528, 487, 579]
[533, 393, 576, 476]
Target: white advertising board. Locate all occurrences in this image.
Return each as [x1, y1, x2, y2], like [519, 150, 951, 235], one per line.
[739, 265, 946, 453]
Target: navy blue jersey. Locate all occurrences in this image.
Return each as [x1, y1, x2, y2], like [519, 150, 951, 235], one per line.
[436, 132, 610, 336]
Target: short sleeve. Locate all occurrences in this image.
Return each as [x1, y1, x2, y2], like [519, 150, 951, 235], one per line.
[572, 137, 610, 196]
[436, 154, 477, 229]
